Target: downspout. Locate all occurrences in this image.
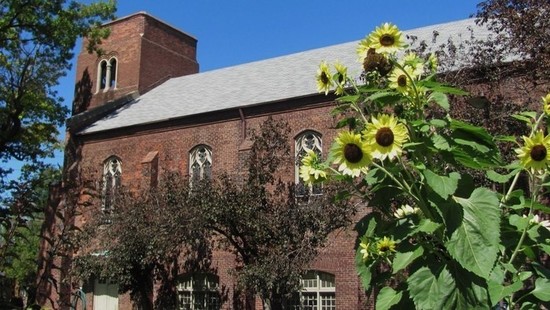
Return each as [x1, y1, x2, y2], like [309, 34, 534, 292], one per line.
[239, 108, 246, 141]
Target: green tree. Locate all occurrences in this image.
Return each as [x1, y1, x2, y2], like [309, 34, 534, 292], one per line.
[0, 0, 116, 186]
[72, 117, 355, 309]
[200, 117, 355, 309]
[0, 1, 116, 307]
[72, 174, 211, 310]
[0, 165, 61, 308]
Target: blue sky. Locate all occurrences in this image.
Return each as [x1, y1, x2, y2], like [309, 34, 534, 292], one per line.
[107, 0, 481, 72]
[11, 0, 484, 179]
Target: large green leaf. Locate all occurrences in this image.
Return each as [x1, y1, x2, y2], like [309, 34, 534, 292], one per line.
[450, 119, 495, 148]
[429, 92, 450, 111]
[486, 168, 521, 183]
[446, 188, 500, 279]
[407, 265, 456, 310]
[432, 134, 451, 151]
[393, 244, 424, 273]
[488, 280, 522, 306]
[355, 249, 374, 291]
[532, 278, 550, 301]
[423, 169, 460, 199]
[376, 287, 402, 310]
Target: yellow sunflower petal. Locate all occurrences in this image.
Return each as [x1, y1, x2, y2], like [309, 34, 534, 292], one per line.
[516, 130, 550, 172]
[542, 93, 550, 115]
[330, 131, 372, 177]
[316, 61, 334, 95]
[363, 114, 409, 161]
[367, 23, 405, 54]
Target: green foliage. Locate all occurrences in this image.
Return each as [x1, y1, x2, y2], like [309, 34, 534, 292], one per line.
[0, 1, 115, 305]
[200, 117, 355, 306]
[0, 165, 61, 307]
[72, 117, 355, 308]
[310, 20, 550, 309]
[0, 0, 116, 186]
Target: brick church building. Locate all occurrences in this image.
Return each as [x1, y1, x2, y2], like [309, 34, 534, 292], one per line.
[37, 12, 494, 310]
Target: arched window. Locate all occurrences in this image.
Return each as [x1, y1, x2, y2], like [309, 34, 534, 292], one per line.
[177, 273, 220, 310]
[102, 156, 122, 212]
[108, 58, 117, 88]
[96, 57, 118, 93]
[189, 145, 212, 183]
[98, 60, 107, 91]
[291, 271, 336, 309]
[295, 131, 322, 197]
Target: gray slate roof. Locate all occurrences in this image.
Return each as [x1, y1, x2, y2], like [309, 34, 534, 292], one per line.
[80, 18, 491, 134]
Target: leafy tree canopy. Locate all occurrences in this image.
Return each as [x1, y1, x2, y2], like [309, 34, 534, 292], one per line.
[0, 0, 116, 188]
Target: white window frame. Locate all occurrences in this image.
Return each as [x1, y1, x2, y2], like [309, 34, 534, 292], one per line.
[102, 156, 122, 212]
[177, 273, 220, 310]
[189, 145, 212, 182]
[292, 271, 336, 310]
[295, 131, 322, 197]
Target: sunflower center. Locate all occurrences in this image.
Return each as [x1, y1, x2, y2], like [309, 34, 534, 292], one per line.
[380, 34, 395, 47]
[375, 127, 394, 147]
[320, 72, 329, 84]
[379, 244, 391, 252]
[344, 143, 363, 163]
[530, 144, 547, 161]
[397, 75, 407, 87]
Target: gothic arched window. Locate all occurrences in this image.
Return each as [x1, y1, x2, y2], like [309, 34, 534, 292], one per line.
[189, 145, 212, 183]
[102, 156, 122, 211]
[295, 131, 322, 196]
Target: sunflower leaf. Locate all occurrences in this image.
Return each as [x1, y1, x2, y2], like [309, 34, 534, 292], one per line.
[429, 92, 449, 111]
[376, 287, 403, 310]
[486, 168, 521, 183]
[423, 169, 460, 199]
[418, 80, 469, 95]
[446, 188, 500, 279]
[393, 244, 424, 273]
[532, 278, 550, 301]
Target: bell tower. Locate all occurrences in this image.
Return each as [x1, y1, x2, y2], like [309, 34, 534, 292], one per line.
[72, 12, 199, 114]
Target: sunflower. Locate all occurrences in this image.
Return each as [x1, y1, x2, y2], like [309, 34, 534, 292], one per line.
[299, 149, 327, 184]
[388, 65, 417, 94]
[542, 93, 550, 115]
[363, 114, 409, 161]
[356, 37, 371, 63]
[367, 23, 405, 54]
[363, 48, 392, 77]
[359, 241, 371, 261]
[316, 61, 334, 95]
[393, 204, 421, 219]
[330, 131, 372, 177]
[400, 52, 424, 77]
[333, 61, 348, 95]
[427, 53, 438, 73]
[516, 130, 550, 172]
[376, 236, 397, 255]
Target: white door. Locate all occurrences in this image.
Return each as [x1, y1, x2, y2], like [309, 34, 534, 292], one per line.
[93, 280, 119, 310]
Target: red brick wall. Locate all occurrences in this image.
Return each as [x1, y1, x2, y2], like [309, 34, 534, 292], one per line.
[72, 100, 365, 309]
[72, 13, 198, 114]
